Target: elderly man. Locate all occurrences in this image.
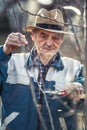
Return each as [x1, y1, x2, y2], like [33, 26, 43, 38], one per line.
[0, 8, 84, 130]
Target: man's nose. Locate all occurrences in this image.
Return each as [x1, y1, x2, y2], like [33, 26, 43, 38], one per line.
[46, 38, 53, 46]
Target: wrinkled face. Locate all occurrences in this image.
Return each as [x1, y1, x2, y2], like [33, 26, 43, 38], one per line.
[31, 29, 63, 59]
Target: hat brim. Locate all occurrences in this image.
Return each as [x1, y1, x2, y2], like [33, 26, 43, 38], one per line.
[23, 25, 74, 35]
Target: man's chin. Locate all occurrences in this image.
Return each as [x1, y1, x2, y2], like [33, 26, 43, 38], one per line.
[41, 52, 56, 58]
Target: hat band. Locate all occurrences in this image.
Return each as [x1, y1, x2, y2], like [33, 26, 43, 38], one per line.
[36, 23, 63, 30]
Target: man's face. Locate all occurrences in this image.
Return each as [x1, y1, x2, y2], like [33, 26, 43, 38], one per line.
[31, 29, 63, 58]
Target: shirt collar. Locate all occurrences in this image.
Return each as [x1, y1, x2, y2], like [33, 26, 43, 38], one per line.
[26, 47, 64, 70]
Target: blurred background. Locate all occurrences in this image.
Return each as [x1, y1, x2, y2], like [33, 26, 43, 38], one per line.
[0, 0, 86, 60]
[0, 0, 86, 129]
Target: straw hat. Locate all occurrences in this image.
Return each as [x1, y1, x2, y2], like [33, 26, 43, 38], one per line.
[23, 8, 73, 34]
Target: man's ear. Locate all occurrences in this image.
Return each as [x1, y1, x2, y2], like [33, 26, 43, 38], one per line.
[31, 32, 35, 41]
[59, 39, 63, 46]
[60, 39, 63, 44]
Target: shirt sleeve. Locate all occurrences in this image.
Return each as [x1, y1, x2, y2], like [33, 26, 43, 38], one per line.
[0, 46, 12, 94]
[0, 46, 12, 65]
[75, 64, 85, 85]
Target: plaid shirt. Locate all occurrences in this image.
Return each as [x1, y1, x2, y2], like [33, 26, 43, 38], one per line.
[30, 47, 60, 104]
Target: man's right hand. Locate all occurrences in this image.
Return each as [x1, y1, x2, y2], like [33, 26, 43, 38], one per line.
[65, 82, 85, 104]
[3, 32, 28, 54]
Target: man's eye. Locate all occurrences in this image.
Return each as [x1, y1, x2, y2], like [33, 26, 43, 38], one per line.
[40, 35, 48, 39]
[52, 37, 59, 41]
[52, 36, 61, 41]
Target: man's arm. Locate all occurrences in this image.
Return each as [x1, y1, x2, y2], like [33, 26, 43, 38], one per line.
[0, 32, 28, 93]
[65, 64, 85, 104]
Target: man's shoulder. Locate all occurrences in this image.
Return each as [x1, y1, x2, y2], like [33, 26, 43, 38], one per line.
[62, 56, 81, 63]
[12, 52, 30, 57]
[11, 52, 30, 59]
[7, 52, 30, 65]
[61, 56, 83, 68]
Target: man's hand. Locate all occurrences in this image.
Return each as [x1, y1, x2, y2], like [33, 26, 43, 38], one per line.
[65, 82, 85, 104]
[3, 32, 28, 54]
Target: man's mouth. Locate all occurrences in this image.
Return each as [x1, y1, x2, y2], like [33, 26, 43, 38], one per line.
[43, 47, 55, 50]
